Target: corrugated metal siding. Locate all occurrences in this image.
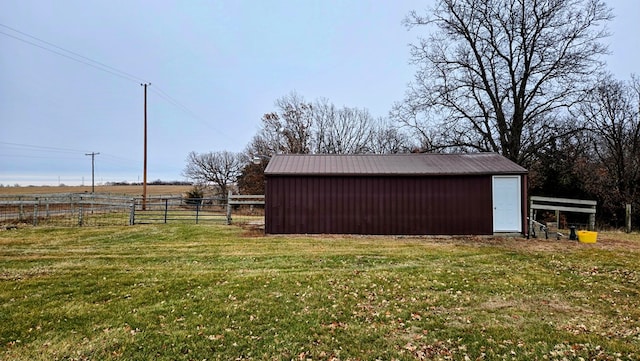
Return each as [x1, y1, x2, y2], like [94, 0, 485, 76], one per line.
[265, 175, 494, 235]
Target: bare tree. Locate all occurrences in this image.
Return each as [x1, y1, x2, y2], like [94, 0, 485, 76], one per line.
[312, 99, 376, 154]
[257, 92, 314, 155]
[249, 93, 401, 156]
[369, 118, 414, 154]
[183, 151, 247, 197]
[578, 75, 640, 215]
[393, 0, 612, 165]
[311, 97, 335, 153]
[245, 134, 274, 161]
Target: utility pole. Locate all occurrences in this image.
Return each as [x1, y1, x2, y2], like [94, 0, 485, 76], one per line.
[85, 152, 100, 193]
[141, 83, 151, 210]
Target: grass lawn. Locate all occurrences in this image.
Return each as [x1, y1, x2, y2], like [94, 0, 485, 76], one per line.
[1, 225, 639, 360]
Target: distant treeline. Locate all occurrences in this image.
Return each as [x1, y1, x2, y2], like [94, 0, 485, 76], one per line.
[106, 180, 193, 186]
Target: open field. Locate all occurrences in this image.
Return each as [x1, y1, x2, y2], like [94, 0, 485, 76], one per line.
[0, 184, 192, 197]
[1, 225, 639, 360]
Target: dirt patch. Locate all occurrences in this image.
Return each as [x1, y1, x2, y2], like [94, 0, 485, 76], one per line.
[247, 231, 640, 253]
[238, 221, 266, 237]
[0, 267, 53, 281]
[479, 296, 583, 314]
[512, 234, 640, 252]
[412, 232, 640, 253]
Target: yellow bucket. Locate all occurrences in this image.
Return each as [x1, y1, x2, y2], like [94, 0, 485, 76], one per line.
[577, 230, 597, 243]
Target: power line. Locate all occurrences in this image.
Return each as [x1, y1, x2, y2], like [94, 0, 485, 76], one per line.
[151, 86, 200, 119]
[149, 86, 230, 137]
[0, 30, 142, 84]
[0, 23, 148, 84]
[1, 23, 228, 141]
[0, 141, 137, 164]
[0, 154, 84, 160]
[0, 141, 87, 154]
[99, 153, 138, 164]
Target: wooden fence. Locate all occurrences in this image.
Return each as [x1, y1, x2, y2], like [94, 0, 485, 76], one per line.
[529, 196, 597, 235]
[226, 192, 265, 225]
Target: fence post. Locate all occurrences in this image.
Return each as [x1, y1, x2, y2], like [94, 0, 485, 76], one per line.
[129, 198, 136, 225]
[626, 203, 632, 233]
[19, 196, 24, 222]
[226, 191, 232, 225]
[33, 197, 39, 226]
[195, 202, 200, 224]
[78, 196, 84, 226]
[528, 199, 534, 239]
[164, 199, 169, 224]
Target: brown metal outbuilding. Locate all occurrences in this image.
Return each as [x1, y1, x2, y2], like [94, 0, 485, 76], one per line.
[264, 153, 528, 235]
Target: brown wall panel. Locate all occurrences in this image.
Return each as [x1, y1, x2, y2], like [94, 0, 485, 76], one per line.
[265, 175, 496, 235]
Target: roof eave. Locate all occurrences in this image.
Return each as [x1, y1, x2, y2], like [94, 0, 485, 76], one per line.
[265, 171, 528, 176]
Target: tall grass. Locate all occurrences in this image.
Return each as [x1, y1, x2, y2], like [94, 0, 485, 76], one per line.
[1, 225, 638, 360]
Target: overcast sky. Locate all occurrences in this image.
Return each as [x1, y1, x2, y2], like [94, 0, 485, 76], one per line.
[1, 0, 638, 186]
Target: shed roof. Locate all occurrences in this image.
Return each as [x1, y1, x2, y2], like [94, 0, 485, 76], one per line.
[264, 153, 527, 176]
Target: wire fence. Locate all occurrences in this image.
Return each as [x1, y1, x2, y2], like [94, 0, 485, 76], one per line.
[0, 193, 264, 228]
[0, 193, 131, 227]
[130, 196, 264, 225]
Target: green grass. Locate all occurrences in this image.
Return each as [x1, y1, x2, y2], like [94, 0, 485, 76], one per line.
[1, 225, 639, 360]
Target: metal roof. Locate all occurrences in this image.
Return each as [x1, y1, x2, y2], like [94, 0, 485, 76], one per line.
[264, 153, 527, 176]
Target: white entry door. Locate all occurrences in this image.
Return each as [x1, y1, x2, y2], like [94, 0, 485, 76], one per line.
[492, 176, 522, 232]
